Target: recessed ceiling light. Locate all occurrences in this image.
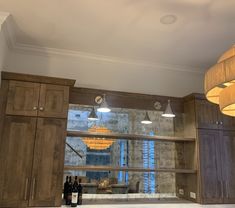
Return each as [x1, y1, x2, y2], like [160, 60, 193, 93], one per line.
[160, 15, 177, 25]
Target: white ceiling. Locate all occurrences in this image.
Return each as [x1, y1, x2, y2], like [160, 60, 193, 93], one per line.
[1, 0, 235, 71]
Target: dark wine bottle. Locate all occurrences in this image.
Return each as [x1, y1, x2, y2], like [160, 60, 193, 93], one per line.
[71, 176, 78, 207]
[77, 178, 83, 205]
[66, 176, 72, 205]
[63, 176, 69, 202]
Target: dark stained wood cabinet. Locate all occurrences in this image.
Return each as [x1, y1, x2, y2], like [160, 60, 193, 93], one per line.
[183, 94, 235, 204]
[221, 131, 235, 203]
[6, 81, 69, 119]
[0, 116, 36, 207]
[38, 84, 69, 118]
[0, 72, 75, 207]
[198, 129, 223, 204]
[6, 81, 40, 117]
[29, 118, 66, 207]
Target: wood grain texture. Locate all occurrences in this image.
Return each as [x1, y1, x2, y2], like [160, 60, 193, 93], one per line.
[198, 129, 223, 204]
[67, 131, 195, 142]
[64, 165, 197, 173]
[29, 118, 66, 207]
[2, 71, 75, 86]
[0, 116, 36, 208]
[220, 130, 235, 203]
[6, 81, 40, 117]
[69, 87, 183, 113]
[38, 84, 69, 118]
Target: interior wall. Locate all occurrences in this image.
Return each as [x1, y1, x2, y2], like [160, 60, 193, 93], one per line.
[4, 49, 204, 97]
[0, 14, 10, 83]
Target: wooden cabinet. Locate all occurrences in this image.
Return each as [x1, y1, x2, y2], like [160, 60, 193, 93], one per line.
[29, 118, 66, 207]
[220, 131, 235, 203]
[6, 81, 69, 119]
[196, 99, 220, 129]
[183, 94, 235, 204]
[199, 129, 235, 204]
[0, 72, 75, 207]
[195, 98, 235, 131]
[38, 84, 69, 118]
[0, 116, 36, 207]
[198, 129, 223, 204]
[6, 81, 40, 117]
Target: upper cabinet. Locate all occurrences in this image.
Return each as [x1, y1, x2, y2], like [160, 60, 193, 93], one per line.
[6, 81, 40, 117]
[195, 98, 235, 131]
[6, 81, 69, 119]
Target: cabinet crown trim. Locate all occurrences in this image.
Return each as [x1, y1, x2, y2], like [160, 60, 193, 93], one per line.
[2, 71, 76, 86]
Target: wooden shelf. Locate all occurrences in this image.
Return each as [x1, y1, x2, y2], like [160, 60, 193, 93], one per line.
[64, 165, 197, 174]
[67, 131, 195, 142]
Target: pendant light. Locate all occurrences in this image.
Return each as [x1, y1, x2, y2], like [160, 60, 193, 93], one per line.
[162, 100, 175, 118]
[88, 107, 99, 121]
[141, 111, 152, 124]
[97, 94, 111, 113]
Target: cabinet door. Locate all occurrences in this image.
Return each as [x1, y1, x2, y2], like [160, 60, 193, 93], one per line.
[221, 131, 235, 203]
[219, 114, 235, 131]
[0, 116, 36, 207]
[38, 84, 69, 118]
[198, 129, 223, 204]
[195, 99, 220, 129]
[28, 118, 66, 207]
[6, 81, 40, 116]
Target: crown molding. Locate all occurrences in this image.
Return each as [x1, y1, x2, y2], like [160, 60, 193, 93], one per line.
[13, 43, 204, 75]
[0, 12, 204, 75]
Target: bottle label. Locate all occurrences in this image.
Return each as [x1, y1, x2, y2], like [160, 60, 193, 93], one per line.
[72, 193, 78, 203]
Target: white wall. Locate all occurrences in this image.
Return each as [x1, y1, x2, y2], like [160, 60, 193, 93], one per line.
[0, 13, 10, 83]
[5, 49, 204, 97]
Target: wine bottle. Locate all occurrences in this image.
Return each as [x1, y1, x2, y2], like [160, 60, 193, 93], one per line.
[63, 176, 69, 202]
[77, 178, 83, 205]
[66, 176, 72, 205]
[71, 177, 78, 207]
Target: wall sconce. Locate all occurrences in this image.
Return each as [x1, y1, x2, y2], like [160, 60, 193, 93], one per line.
[97, 94, 111, 113]
[162, 100, 175, 118]
[141, 111, 152, 124]
[88, 107, 99, 121]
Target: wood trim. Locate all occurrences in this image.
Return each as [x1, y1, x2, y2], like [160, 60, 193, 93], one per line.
[67, 131, 195, 142]
[64, 165, 197, 174]
[2, 71, 76, 86]
[69, 87, 184, 112]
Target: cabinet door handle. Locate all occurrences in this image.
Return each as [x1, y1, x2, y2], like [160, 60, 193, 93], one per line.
[220, 121, 223, 125]
[216, 121, 219, 125]
[33, 106, 38, 110]
[221, 181, 224, 198]
[39, 107, 44, 111]
[24, 178, 29, 200]
[226, 181, 229, 198]
[31, 178, 36, 200]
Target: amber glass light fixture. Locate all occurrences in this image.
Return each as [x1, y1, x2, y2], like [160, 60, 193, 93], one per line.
[204, 45, 235, 116]
[82, 126, 115, 150]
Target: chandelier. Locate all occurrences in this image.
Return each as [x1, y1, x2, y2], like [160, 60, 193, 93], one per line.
[82, 126, 115, 150]
[205, 45, 235, 116]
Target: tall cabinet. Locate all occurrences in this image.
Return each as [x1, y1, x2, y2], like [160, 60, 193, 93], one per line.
[0, 72, 75, 207]
[183, 94, 235, 204]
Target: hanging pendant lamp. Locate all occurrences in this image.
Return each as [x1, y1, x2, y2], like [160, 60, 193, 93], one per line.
[204, 45, 235, 116]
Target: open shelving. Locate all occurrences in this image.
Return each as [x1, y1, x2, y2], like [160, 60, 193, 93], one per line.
[67, 130, 195, 142]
